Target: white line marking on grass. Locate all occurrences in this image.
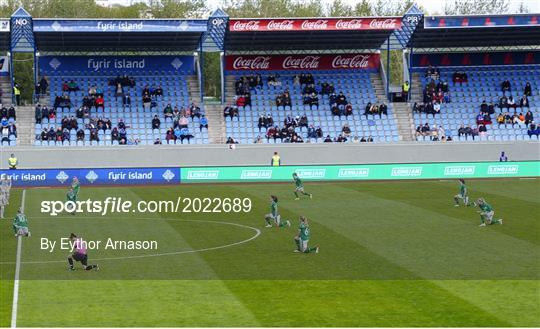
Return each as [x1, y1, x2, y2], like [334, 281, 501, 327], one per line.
[0, 218, 261, 265]
[11, 189, 25, 328]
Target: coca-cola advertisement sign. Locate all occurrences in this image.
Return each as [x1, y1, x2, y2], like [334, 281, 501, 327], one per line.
[225, 54, 380, 71]
[229, 18, 401, 31]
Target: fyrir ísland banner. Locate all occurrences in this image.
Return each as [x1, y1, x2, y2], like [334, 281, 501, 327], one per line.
[39, 55, 195, 74]
[225, 54, 380, 71]
[0, 167, 179, 187]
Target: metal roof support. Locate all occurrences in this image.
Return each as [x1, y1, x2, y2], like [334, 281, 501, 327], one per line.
[386, 36, 390, 101]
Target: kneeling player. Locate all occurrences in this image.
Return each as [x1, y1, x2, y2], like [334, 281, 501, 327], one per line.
[294, 216, 319, 253]
[475, 198, 503, 227]
[292, 173, 312, 200]
[67, 233, 99, 271]
[264, 195, 290, 228]
[454, 179, 470, 206]
[12, 208, 30, 237]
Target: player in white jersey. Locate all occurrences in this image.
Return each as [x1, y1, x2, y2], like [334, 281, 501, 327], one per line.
[0, 191, 8, 219]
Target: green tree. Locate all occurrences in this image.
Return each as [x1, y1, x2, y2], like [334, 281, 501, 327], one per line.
[443, 0, 510, 15]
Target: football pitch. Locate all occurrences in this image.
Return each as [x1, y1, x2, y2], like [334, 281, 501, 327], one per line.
[1, 179, 539, 327]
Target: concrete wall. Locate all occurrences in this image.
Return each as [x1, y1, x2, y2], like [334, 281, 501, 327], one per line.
[0, 142, 538, 169]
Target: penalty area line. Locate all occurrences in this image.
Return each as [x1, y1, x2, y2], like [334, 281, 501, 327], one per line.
[11, 189, 25, 328]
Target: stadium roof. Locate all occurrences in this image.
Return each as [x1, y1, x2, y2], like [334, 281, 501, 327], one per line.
[32, 18, 208, 52]
[224, 17, 402, 52]
[409, 14, 540, 49]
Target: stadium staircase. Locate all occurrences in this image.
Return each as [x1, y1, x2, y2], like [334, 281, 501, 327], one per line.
[0, 76, 12, 105]
[14, 106, 35, 146]
[392, 102, 414, 141]
[205, 104, 226, 143]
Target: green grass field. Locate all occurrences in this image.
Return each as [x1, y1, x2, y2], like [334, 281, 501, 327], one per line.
[1, 179, 539, 327]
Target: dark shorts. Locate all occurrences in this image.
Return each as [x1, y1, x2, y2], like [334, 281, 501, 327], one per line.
[72, 252, 88, 264]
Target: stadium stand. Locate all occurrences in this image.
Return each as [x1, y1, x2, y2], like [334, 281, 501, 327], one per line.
[34, 70, 208, 146]
[412, 66, 539, 142]
[224, 70, 399, 144]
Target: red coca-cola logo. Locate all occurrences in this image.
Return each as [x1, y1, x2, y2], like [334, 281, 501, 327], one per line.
[267, 20, 294, 30]
[301, 19, 328, 30]
[368, 18, 398, 29]
[335, 19, 363, 29]
[232, 56, 270, 70]
[232, 20, 260, 31]
[331, 55, 371, 68]
[282, 56, 321, 69]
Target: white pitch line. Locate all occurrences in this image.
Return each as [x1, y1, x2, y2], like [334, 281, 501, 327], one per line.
[11, 189, 25, 328]
[0, 218, 261, 265]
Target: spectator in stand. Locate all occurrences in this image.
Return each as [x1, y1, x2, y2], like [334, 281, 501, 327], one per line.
[152, 115, 160, 129]
[298, 114, 308, 131]
[478, 123, 487, 136]
[67, 80, 79, 93]
[520, 95, 529, 108]
[496, 113, 505, 127]
[528, 122, 540, 137]
[154, 138, 162, 145]
[179, 127, 193, 144]
[164, 128, 174, 143]
[342, 123, 351, 137]
[153, 85, 163, 98]
[524, 82, 532, 96]
[308, 93, 319, 110]
[379, 103, 388, 116]
[265, 126, 277, 143]
[199, 115, 208, 132]
[267, 74, 281, 87]
[525, 110, 534, 125]
[258, 115, 266, 131]
[507, 96, 517, 110]
[142, 93, 152, 110]
[331, 104, 341, 117]
[452, 71, 468, 85]
[190, 103, 201, 121]
[115, 82, 124, 100]
[226, 137, 238, 144]
[501, 79, 511, 93]
[90, 127, 99, 142]
[336, 92, 347, 107]
[76, 128, 84, 141]
[95, 95, 105, 110]
[178, 115, 189, 129]
[34, 104, 42, 124]
[498, 94, 508, 109]
[344, 103, 353, 117]
[122, 94, 131, 107]
[324, 135, 333, 143]
[163, 103, 173, 121]
[223, 104, 239, 121]
[39, 76, 48, 95]
[88, 85, 97, 97]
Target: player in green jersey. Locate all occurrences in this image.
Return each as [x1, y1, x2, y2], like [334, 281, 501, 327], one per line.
[264, 195, 291, 228]
[67, 188, 77, 215]
[454, 179, 470, 206]
[294, 216, 319, 253]
[71, 177, 80, 201]
[475, 198, 503, 227]
[292, 173, 312, 200]
[13, 208, 30, 237]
